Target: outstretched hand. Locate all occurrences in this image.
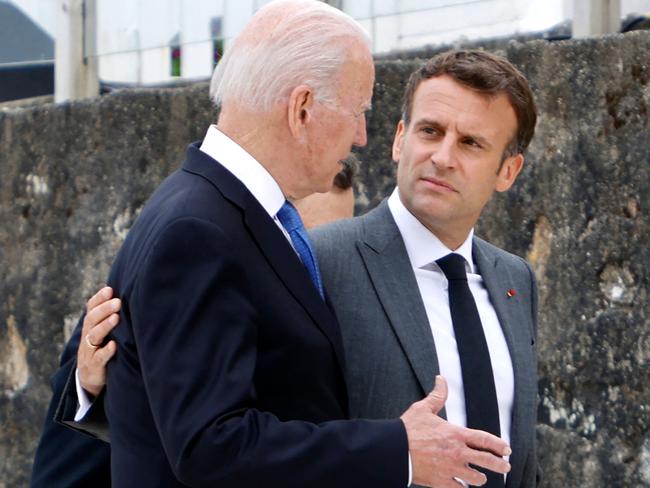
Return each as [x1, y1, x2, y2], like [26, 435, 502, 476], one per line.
[77, 286, 121, 398]
[400, 376, 511, 487]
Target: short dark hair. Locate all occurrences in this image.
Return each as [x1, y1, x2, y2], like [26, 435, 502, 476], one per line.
[401, 49, 537, 156]
[333, 153, 359, 190]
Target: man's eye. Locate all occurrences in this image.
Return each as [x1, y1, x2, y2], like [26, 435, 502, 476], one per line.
[422, 127, 438, 135]
[463, 138, 481, 148]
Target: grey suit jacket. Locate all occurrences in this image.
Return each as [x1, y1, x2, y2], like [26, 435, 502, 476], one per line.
[311, 199, 539, 488]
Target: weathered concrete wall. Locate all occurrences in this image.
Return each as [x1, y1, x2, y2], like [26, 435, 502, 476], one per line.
[483, 34, 650, 487]
[0, 84, 216, 487]
[1, 31, 649, 486]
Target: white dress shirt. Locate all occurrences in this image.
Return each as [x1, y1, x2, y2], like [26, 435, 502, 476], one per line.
[200, 125, 291, 241]
[388, 188, 515, 450]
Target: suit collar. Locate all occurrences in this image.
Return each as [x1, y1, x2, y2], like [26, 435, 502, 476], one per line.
[199, 125, 285, 218]
[182, 142, 250, 208]
[473, 238, 529, 488]
[387, 188, 475, 272]
[356, 201, 443, 410]
[181, 144, 347, 373]
[472, 239, 515, 360]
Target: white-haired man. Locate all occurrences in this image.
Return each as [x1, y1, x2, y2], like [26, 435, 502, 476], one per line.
[33, 1, 511, 487]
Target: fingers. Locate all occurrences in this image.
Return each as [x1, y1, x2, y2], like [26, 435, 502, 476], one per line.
[466, 448, 511, 475]
[83, 297, 121, 339]
[423, 375, 448, 414]
[455, 445, 510, 486]
[466, 428, 511, 458]
[86, 286, 113, 313]
[93, 340, 117, 366]
[77, 288, 120, 398]
[464, 429, 511, 476]
[456, 466, 487, 487]
[404, 374, 512, 487]
[78, 338, 116, 398]
[85, 313, 120, 350]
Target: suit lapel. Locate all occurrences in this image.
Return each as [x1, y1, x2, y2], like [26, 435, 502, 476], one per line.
[181, 144, 347, 372]
[472, 238, 527, 488]
[357, 203, 441, 401]
[243, 200, 347, 370]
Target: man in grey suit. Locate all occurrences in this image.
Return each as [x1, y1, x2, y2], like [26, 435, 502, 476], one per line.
[311, 50, 538, 488]
[61, 50, 536, 487]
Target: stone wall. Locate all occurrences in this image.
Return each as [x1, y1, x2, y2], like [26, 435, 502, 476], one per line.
[1, 31, 649, 486]
[0, 84, 215, 487]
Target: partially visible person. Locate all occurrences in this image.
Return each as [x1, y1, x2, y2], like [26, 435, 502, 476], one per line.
[295, 153, 358, 228]
[29, 290, 113, 488]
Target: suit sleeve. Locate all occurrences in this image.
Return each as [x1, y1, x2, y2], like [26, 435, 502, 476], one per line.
[50, 311, 111, 442]
[30, 315, 111, 488]
[128, 217, 409, 488]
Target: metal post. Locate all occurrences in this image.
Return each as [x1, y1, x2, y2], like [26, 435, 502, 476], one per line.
[55, 0, 99, 103]
[572, 0, 621, 38]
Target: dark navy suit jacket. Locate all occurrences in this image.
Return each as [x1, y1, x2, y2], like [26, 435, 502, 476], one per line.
[51, 144, 408, 487]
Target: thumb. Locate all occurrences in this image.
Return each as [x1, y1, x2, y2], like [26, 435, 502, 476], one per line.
[424, 375, 448, 414]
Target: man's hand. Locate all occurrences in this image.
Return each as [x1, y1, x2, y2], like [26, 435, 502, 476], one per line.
[401, 376, 511, 487]
[77, 286, 121, 397]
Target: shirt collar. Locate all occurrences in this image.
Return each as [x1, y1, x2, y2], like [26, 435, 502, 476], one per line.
[199, 125, 285, 219]
[387, 188, 475, 273]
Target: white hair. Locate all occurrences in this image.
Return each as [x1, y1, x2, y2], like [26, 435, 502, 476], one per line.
[210, 0, 370, 112]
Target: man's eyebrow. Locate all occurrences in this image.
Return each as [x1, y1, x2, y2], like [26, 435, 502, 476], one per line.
[413, 117, 442, 128]
[413, 118, 493, 148]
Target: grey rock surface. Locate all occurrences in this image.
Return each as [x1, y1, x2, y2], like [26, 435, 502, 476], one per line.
[1, 31, 649, 487]
[0, 83, 215, 486]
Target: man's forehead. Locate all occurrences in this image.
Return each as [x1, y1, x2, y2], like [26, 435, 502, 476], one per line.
[338, 54, 374, 105]
[411, 76, 516, 131]
[414, 76, 486, 108]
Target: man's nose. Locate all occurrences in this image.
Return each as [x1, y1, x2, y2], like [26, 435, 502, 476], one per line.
[431, 136, 456, 169]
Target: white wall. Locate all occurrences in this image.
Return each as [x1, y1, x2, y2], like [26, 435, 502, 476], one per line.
[349, 0, 571, 53]
[7, 0, 650, 82]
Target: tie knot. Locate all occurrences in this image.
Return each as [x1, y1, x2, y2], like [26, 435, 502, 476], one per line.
[436, 253, 468, 281]
[277, 201, 304, 233]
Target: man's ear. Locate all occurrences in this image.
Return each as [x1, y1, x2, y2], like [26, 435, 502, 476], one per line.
[288, 85, 314, 141]
[392, 120, 406, 163]
[495, 153, 524, 192]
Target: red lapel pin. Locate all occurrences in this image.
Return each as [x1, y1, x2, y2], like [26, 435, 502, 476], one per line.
[507, 288, 516, 298]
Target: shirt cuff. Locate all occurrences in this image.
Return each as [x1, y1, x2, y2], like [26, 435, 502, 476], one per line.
[73, 368, 95, 421]
[407, 451, 412, 486]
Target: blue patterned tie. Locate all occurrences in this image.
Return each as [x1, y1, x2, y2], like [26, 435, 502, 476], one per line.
[276, 201, 324, 299]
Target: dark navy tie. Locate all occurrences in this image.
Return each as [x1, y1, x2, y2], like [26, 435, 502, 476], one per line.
[276, 201, 324, 299]
[436, 253, 504, 488]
